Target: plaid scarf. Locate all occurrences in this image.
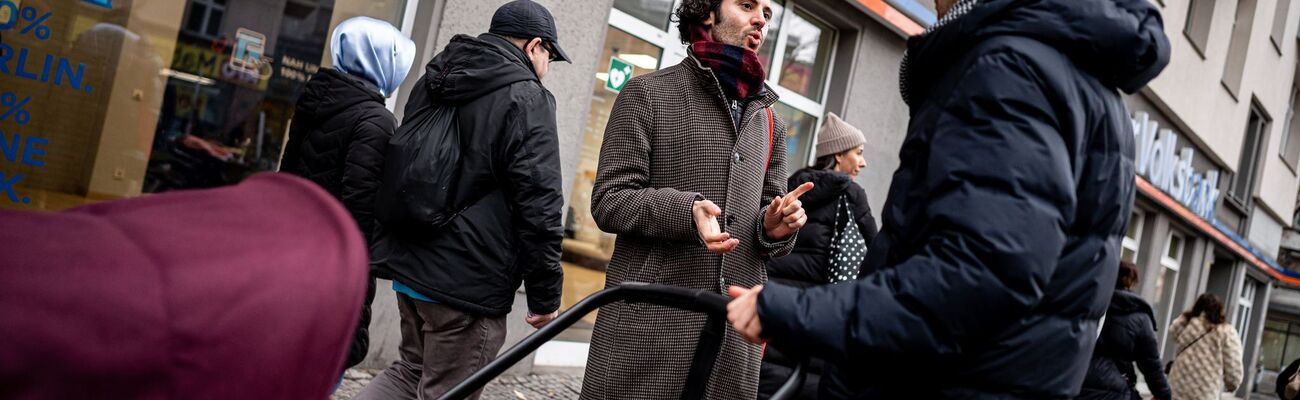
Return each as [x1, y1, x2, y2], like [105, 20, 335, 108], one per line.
[899, 0, 980, 106]
[687, 23, 767, 100]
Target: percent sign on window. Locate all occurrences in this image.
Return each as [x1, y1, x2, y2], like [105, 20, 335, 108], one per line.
[0, 91, 31, 126]
[0, 1, 53, 42]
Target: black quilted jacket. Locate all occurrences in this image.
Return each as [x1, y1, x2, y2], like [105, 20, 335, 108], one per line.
[281, 69, 392, 369]
[281, 68, 395, 243]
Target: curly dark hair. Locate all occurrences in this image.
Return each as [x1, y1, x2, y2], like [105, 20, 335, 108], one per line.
[673, 0, 724, 45]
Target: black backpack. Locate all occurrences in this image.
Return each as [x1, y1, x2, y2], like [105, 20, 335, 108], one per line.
[375, 99, 467, 230]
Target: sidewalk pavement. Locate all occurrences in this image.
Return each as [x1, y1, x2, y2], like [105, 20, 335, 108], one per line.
[333, 368, 583, 400]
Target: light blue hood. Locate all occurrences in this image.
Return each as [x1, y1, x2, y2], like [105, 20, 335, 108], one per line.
[330, 17, 416, 98]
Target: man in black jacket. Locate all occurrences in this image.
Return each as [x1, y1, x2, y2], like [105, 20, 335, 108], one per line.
[359, 1, 569, 399]
[726, 0, 1170, 398]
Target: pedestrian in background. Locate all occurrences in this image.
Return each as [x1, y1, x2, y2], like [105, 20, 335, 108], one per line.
[725, 0, 1171, 398]
[758, 112, 878, 399]
[1167, 293, 1244, 399]
[1275, 357, 1300, 399]
[279, 16, 416, 372]
[358, 1, 569, 399]
[579, 0, 811, 398]
[1077, 261, 1171, 400]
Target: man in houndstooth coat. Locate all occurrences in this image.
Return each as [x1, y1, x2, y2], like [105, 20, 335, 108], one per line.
[579, 0, 809, 398]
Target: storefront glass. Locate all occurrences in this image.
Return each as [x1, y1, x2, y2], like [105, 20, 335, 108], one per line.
[775, 101, 815, 174]
[1262, 318, 1300, 370]
[613, 0, 674, 31]
[559, 25, 664, 330]
[777, 9, 831, 102]
[0, 0, 406, 211]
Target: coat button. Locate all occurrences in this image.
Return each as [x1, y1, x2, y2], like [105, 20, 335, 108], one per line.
[733, 152, 742, 163]
[725, 214, 736, 226]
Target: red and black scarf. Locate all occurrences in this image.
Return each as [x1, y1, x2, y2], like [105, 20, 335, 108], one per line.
[687, 23, 767, 100]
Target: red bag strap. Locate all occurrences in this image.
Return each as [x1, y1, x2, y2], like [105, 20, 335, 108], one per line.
[764, 107, 774, 172]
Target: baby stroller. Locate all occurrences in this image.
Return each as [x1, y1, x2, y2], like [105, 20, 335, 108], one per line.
[438, 282, 808, 400]
[0, 173, 369, 399]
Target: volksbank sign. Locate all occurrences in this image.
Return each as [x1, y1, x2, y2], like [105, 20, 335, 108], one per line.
[1132, 112, 1222, 222]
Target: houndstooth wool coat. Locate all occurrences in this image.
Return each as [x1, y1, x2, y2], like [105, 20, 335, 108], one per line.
[578, 51, 797, 400]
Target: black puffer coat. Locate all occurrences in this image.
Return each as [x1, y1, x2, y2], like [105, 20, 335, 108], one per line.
[758, 168, 877, 399]
[756, 0, 1169, 398]
[372, 34, 564, 317]
[766, 168, 878, 288]
[281, 68, 392, 368]
[1077, 290, 1171, 400]
[282, 68, 393, 242]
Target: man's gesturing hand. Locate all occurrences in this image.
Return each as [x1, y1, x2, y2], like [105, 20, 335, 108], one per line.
[694, 200, 738, 254]
[764, 182, 813, 241]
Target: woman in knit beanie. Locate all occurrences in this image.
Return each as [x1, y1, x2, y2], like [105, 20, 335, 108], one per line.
[757, 112, 879, 399]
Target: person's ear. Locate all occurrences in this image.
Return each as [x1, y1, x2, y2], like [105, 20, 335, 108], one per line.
[527, 38, 543, 54]
[704, 10, 716, 27]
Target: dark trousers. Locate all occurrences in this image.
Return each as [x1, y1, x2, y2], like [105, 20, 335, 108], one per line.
[355, 293, 507, 400]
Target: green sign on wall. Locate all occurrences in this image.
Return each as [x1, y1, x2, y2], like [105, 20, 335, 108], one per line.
[605, 57, 633, 93]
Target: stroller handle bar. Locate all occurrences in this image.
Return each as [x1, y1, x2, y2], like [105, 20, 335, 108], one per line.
[437, 282, 807, 400]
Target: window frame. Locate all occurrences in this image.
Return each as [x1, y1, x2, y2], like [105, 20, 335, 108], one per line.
[181, 0, 228, 40]
[1123, 210, 1145, 263]
[1220, 0, 1260, 100]
[1228, 103, 1272, 207]
[1270, 0, 1293, 54]
[1236, 279, 1258, 338]
[1184, 0, 1217, 59]
[769, 4, 837, 170]
[1281, 86, 1300, 172]
[1155, 231, 1187, 351]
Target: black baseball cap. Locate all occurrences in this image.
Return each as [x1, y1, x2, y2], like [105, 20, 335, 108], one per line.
[489, 0, 571, 63]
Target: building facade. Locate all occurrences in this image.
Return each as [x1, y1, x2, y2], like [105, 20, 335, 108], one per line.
[1121, 0, 1300, 398]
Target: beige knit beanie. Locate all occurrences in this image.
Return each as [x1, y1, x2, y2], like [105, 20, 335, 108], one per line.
[815, 112, 866, 158]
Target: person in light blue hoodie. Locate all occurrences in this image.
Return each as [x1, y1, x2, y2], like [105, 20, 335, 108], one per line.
[280, 16, 416, 372]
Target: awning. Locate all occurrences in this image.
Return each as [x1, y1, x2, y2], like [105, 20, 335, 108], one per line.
[1138, 177, 1299, 285]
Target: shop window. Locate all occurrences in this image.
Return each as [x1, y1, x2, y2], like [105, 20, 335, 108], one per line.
[1230, 104, 1270, 205]
[1221, 0, 1260, 98]
[774, 102, 817, 176]
[776, 9, 832, 102]
[1123, 211, 1145, 263]
[1185, 0, 1217, 57]
[183, 0, 227, 39]
[614, 0, 676, 31]
[1271, 0, 1293, 52]
[1283, 86, 1300, 171]
[766, 2, 836, 171]
[559, 25, 666, 328]
[1261, 318, 1300, 370]
[0, 0, 409, 211]
[756, 0, 787, 72]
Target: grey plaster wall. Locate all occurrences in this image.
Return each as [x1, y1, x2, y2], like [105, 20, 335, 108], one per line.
[841, 21, 909, 224]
